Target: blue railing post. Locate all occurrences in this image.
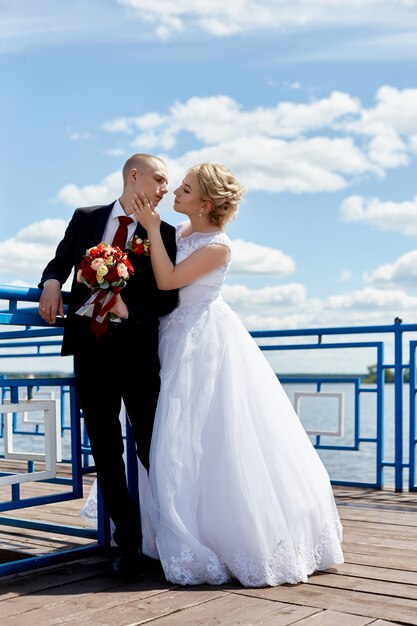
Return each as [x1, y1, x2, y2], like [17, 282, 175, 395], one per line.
[409, 342, 416, 491]
[376, 343, 384, 489]
[394, 317, 404, 492]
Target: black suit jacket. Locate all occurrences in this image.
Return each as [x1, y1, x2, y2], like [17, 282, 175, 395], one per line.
[39, 202, 178, 356]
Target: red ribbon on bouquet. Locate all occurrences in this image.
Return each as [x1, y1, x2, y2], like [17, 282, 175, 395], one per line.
[88, 286, 122, 338]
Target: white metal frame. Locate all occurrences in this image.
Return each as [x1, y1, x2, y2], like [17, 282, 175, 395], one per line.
[0, 401, 57, 485]
[293, 391, 344, 437]
[22, 390, 62, 462]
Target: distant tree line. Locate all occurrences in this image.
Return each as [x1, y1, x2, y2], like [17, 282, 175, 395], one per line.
[362, 364, 410, 384]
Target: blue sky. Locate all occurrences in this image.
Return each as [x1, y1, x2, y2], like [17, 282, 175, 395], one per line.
[2, 0, 417, 371]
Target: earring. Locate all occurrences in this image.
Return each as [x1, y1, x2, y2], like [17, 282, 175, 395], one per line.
[199, 210, 204, 217]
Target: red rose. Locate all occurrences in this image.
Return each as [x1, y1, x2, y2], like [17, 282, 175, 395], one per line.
[133, 243, 145, 255]
[82, 265, 96, 282]
[106, 267, 119, 282]
[125, 258, 134, 273]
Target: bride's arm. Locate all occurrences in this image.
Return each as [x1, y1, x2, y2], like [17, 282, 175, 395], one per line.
[131, 195, 229, 290]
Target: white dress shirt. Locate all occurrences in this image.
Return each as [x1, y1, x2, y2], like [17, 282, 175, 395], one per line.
[102, 199, 138, 248]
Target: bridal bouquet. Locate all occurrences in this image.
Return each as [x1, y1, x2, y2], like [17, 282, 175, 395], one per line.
[76, 242, 134, 337]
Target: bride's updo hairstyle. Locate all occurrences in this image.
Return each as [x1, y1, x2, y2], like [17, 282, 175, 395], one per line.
[189, 163, 246, 228]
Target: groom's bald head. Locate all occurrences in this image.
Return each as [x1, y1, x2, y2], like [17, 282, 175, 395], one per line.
[122, 153, 166, 188]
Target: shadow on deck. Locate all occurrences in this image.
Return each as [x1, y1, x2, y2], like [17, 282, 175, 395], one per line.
[0, 487, 417, 625]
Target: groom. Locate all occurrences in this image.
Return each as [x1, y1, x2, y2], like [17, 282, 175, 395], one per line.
[39, 154, 178, 576]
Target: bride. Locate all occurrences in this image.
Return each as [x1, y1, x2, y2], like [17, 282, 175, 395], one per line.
[128, 162, 343, 587]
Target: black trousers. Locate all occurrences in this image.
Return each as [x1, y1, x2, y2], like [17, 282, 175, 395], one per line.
[73, 318, 160, 552]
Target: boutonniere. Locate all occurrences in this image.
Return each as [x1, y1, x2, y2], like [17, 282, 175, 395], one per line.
[128, 235, 151, 256]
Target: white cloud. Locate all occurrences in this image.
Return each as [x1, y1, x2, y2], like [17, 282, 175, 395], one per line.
[223, 283, 306, 309]
[341, 195, 417, 235]
[327, 286, 417, 310]
[367, 130, 409, 169]
[345, 86, 417, 168]
[351, 86, 417, 137]
[230, 240, 295, 275]
[3, 0, 417, 61]
[0, 1, 124, 53]
[66, 127, 92, 141]
[365, 250, 417, 287]
[98, 92, 376, 195]
[104, 92, 360, 143]
[284, 81, 301, 91]
[57, 171, 122, 207]
[119, 0, 417, 40]
[172, 134, 373, 193]
[0, 219, 67, 281]
[339, 270, 352, 283]
[222, 280, 416, 335]
[60, 87, 417, 205]
[99, 87, 417, 196]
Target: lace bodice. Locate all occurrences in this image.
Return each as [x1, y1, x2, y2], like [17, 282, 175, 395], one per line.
[175, 222, 232, 306]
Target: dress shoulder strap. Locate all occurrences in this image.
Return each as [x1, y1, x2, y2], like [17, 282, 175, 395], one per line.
[193, 231, 232, 252]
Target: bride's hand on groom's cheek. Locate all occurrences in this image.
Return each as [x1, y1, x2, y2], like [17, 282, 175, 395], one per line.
[131, 193, 160, 230]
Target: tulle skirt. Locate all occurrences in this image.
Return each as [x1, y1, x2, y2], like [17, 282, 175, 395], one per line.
[139, 295, 343, 587]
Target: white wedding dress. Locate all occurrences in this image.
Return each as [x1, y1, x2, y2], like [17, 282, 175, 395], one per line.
[82, 222, 343, 587]
[138, 223, 343, 587]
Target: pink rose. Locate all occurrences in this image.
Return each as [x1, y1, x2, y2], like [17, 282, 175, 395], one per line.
[117, 263, 129, 279]
[91, 258, 105, 270]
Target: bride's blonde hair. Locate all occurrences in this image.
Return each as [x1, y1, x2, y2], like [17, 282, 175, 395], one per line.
[188, 163, 246, 228]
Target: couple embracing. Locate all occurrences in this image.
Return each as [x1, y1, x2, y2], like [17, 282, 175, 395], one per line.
[39, 153, 343, 588]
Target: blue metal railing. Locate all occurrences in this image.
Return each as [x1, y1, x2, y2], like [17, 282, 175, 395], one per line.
[1, 284, 417, 575]
[0, 284, 109, 576]
[251, 318, 417, 492]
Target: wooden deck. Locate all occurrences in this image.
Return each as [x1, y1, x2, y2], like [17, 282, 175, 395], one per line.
[1, 476, 417, 625]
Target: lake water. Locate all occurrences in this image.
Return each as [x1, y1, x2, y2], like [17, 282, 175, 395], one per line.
[0, 382, 412, 489]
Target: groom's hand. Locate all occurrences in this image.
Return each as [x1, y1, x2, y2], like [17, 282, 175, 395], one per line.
[39, 279, 64, 324]
[110, 294, 129, 319]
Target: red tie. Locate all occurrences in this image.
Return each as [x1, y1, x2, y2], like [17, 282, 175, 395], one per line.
[112, 215, 133, 250]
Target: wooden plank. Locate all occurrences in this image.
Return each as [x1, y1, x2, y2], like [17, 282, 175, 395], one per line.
[0, 572, 128, 618]
[0, 576, 173, 621]
[250, 605, 324, 626]
[0, 474, 94, 558]
[294, 609, 375, 625]
[341, 521, 417, 542]
[339, 508, 417, 527]
[327, 562, 417, 585]
[341, 518, 417, 535]
[333, 485, 417, 502]
[307, 572, 417, 600]
[371, 621, 404, 625]
[342, 541, 417, 563]
[0, 527, 91, 557]
[5, 586, 228, 626]
[0, 557, 111, 600]
[2, 484, 417, 625]
[127, 593, 295, 626]
[344, 531, 417, 551]
[336, 493, 417, 508]
[343, 549, 417, 571]
[233, 584, 417, 625]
